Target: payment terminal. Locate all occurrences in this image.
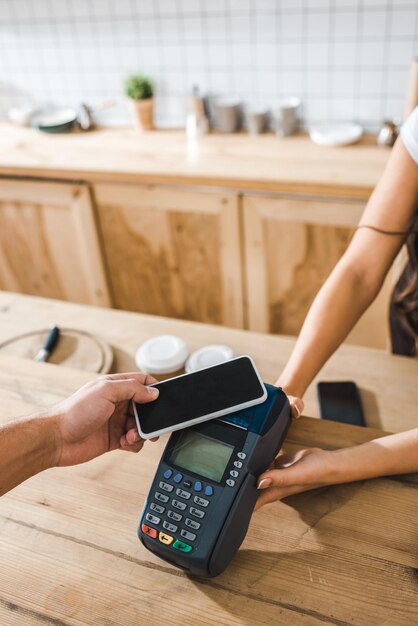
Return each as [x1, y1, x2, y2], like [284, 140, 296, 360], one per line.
[138, 384, 290, 578]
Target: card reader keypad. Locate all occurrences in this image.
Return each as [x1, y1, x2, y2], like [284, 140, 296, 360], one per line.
[143, 450, 247, 553]
[144, 474, 217, 552]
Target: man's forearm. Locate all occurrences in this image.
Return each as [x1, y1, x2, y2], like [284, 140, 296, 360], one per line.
[0, 414, 59, 496]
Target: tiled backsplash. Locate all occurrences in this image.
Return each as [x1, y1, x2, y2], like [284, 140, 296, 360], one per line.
[0, 0, 417, 131]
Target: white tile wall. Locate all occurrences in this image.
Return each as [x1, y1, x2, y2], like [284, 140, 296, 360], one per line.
[0, 0, 417, 131]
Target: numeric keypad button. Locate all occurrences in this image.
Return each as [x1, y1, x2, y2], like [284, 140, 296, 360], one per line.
[193, 496, 209, 507]
[145, 513, 161, 525]
[181, 529, 196, 542]
[159, 481, 174, 493]
[189, 507, 205, 519]
[185, 518, 201, 530]
[154, 492, 169, 503]
[167, 510, 182, 522]
[150, 503, 165, 514]
[172, 499, 187, 511]
[176, 488, 191, 500]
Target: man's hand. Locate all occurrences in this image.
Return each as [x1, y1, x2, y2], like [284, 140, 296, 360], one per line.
[255, 447, 335, 510]
[46, 373, 159, 467]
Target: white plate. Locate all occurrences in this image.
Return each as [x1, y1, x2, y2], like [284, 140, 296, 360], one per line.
[309, 124, 363, 147]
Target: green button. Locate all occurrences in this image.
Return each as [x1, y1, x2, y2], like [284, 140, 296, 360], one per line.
[173, 540, 193, 553]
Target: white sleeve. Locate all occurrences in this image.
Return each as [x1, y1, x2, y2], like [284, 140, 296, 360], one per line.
[401, 106, 418, 165]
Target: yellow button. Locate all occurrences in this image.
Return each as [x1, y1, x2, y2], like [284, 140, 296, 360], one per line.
[159, 532, 174, 545]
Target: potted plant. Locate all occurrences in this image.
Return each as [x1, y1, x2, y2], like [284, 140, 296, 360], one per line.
[124, 74, 154, 131]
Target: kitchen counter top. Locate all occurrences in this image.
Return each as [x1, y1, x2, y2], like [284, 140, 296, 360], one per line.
[0, 123, 390, 198]
[0, 293, 417, 625]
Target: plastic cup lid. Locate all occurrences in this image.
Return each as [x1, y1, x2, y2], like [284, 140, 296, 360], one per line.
[135, 335, 188, 375]
[185, 345, 235, 373]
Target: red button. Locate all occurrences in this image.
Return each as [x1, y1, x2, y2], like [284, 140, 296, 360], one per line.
[141, 524, 158, 539]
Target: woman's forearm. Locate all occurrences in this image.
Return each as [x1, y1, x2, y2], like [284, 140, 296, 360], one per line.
[0, 414, 59, 496]
[277, 138, 418, 400]
[329, 428, 418, 484]
[256, 427, 418, 508]
[277, 258, 382, 397]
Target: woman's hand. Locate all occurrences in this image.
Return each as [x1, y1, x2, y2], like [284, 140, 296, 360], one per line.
[255, 447, 336, 510]
[287, 394, 304, 419]
[46, 373, 159, 467]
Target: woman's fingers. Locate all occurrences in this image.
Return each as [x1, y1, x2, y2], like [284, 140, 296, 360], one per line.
[273, 449, 307, 469]
[257, 449, 309, 488]
[289, 396, 304, 419]
[257, 468, 286, 490]
[254, 486, 284, 510]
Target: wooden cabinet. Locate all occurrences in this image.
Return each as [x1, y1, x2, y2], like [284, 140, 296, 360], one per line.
[94, 183, 244, 328]
[0, 176, 393, 350]
[0, 179, 111, 306]
[242, 194, 393, 349]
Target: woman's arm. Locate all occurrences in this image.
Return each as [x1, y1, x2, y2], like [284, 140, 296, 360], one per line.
[278, 138, 418, 400]
[255, 427, 418, 509]
[0, 373, 158, 496]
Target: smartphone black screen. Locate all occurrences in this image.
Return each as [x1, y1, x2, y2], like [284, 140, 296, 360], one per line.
[317, 381, 365, 427]
[135, 356, 266, 435]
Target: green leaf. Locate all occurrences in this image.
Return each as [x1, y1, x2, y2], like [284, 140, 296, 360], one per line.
[124, 75, 154, 100]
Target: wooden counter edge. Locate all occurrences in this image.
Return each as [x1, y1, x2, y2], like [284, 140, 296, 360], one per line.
[0, 168, 374, 200]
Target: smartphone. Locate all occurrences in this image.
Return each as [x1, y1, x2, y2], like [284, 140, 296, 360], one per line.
[317, 381, 365, 427]
[133, 356, 267, 439]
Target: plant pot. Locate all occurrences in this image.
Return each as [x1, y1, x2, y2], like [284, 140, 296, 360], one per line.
[130, 98, 153, 131]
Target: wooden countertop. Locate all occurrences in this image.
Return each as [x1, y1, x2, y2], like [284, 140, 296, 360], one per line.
[1, 296, 418, 624]
[0, 123, 390, 198]
[0, 291, 417, 433]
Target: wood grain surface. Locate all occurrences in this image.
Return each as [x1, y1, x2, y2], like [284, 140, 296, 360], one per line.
[0, 356, 417, 626]
[0, 123, 389, 198]
[94, 184, 244, 328]
[243, 195, 394, 349]
[0, 179, 111, 307]
[1, 292, 416, 434]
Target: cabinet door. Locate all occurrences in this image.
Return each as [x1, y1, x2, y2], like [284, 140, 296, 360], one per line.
[243, 195, 393, 349]
[0, 179, 111, 306]
[94, 184, 244, 328]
